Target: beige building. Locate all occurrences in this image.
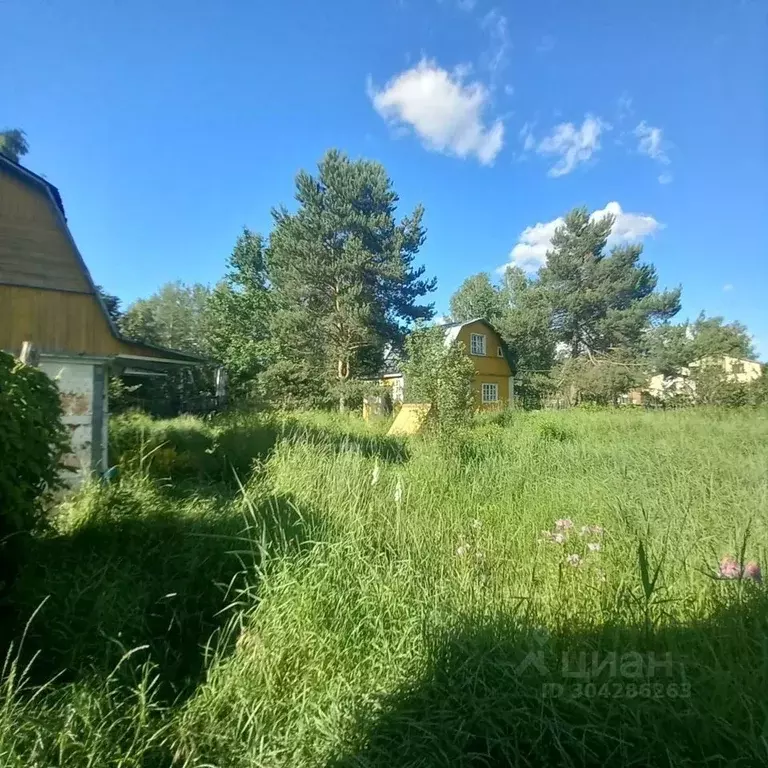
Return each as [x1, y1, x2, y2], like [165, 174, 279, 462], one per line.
[647, 355, 762, 400]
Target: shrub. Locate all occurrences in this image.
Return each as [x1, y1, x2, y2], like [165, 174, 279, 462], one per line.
[555, 352, 646, 406]
[402, 325, 475, 437]
[0, 351, 68, 588]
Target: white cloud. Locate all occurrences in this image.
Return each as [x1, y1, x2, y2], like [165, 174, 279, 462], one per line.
[519, 122, 536, 151]
[503, 216, 565, 272]
[456, 0, 476, 10]
[480, 9, 510, 77]
[499, 202, 661, 274]
[596, 202, 660, 244]
[504, 84, 515, 96]
[369, 59, 504, 164]
[723, 283, 734, 292]
[634, 121, 669, 164]
[658, 172, 673, 185]
[536, 114, 608, 177]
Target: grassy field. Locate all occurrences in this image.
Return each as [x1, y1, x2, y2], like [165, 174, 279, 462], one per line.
[2, 407, 767, 767]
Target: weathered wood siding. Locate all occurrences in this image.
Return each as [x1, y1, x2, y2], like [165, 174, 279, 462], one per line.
[0, 284, 123, 356]
[0, 170, 90, 292]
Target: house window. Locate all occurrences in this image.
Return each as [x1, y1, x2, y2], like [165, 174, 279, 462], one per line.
[732, 361, 744, 374]
[497, 346, 503, 358]
[470, 333, 486, 355]
[481, 383, 498, 403]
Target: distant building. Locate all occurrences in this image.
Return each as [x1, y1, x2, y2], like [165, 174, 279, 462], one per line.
[376, 318, 516, 409]
[0, 154, 207, 484]
[647, 355, 762, 401]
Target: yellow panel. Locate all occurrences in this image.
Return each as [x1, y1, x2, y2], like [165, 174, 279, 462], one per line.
[454, 321, 513, 377]
[0, 284, 123, 356]
[387, 403, 431, 436]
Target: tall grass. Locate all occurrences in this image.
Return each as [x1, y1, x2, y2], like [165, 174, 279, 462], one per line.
[1, 407, 767, 766]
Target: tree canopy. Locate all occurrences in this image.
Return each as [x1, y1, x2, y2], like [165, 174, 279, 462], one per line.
[0, 129, 28, 163]
[538, 207, 681, 358]
[267, 149, 435, 409]
[206, 229, 273, 398]
[120, 282, 212, 357]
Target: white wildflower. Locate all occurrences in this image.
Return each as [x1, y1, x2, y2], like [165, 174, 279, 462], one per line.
[566, 553, 582, 567]
[456, 545, 469, 557]
[588, 542, 601, 553]
[471, 518, 482, 530]
[394, 477, 403, 506]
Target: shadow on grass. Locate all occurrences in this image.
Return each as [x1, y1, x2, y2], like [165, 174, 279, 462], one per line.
[111, 416, 408, 486]
[2, 488, 326, 706]
[333, 592, 768, 767]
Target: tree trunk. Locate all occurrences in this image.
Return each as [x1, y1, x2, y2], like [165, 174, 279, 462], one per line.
[337, 357, 350, 413]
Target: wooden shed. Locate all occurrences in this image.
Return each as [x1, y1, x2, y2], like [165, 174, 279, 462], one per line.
[0, 154, 207, 484]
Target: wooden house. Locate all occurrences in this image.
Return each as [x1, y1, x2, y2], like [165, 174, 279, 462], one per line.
[379, 318, 516, 409]
[0, 154, 207, 484]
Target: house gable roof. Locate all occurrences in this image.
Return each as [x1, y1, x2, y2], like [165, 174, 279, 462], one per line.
[0, 154, 207, 366]
[438, 317, 517, 374]
[377, 318, 517, 377]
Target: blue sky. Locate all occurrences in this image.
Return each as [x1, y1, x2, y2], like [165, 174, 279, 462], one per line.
[3, 0, 766, 356]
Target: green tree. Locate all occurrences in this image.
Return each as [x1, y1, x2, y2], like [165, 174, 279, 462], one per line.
[206, 228, 274, 400]
[539, 207, 681, 358]
[449, 272, 506, 323]
[447, 268, 555, 386]
[556, 349, 647, 406]
[647, 313, 756, 377]
[120, 281, 212, 356]
[497, 267, 556, 372]
[689, 313, 755, 361]
[267, 149, 436, 411]
[402, 325, 475, 436]
[95, 285, 122, 325]
[0, 129, 29, 163]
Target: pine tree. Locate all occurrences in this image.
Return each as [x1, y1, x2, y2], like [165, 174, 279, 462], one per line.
[267, 150, 435, 410]
[539, 207, 681, 358]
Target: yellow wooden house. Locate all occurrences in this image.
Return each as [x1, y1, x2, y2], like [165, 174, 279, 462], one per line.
[380, 318, 516, 409]
[0, 154, 207, 483]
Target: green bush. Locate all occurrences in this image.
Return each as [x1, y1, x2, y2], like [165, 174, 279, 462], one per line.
[0, 352, 68, 532]
[402, 325, 475, 438]
[0, 351, 68, 590]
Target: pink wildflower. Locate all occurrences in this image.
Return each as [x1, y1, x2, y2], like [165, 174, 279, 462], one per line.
[744, 561, 762, 584]
[718, 555, 741, 580]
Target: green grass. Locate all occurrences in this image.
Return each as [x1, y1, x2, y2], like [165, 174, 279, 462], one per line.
[2, 407, 768, 766]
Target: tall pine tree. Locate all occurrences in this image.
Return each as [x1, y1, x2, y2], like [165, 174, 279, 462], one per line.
[267, 150, 435, 410]
[539, 207, 681, 358]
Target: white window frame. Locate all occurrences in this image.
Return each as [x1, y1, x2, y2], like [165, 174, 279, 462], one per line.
[470, 333, 486, 356]
[481, 382, 499, 403]
[497, 346, 503, 358]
